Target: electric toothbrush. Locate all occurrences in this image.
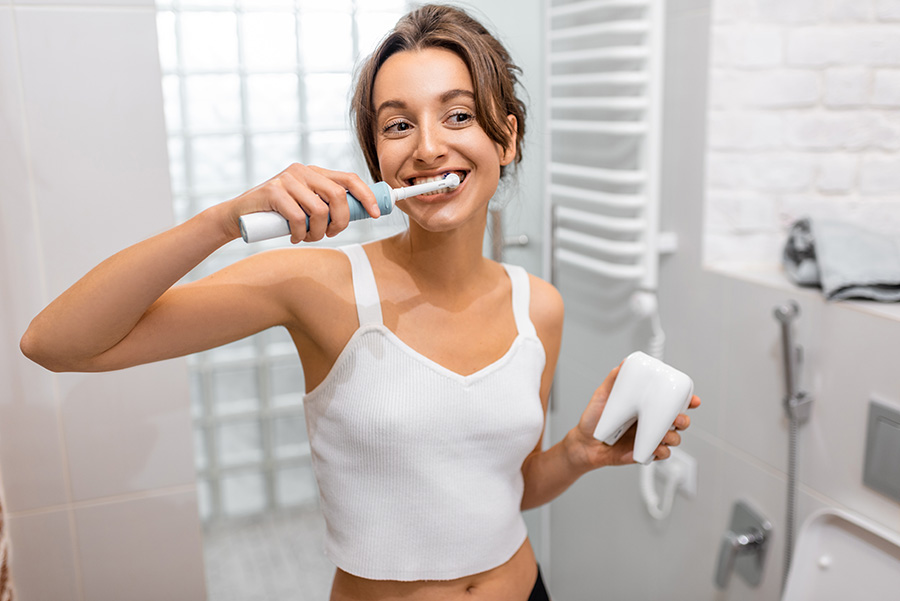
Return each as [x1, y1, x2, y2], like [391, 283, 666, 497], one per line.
[239, 173, 461, 243]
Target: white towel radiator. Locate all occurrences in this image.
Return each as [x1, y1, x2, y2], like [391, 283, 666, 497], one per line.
[543, 0, 674, 296]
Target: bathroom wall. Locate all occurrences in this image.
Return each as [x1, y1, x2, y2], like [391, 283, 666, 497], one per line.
[548, 0, 900, 599]
[705, 0, 900, 265]
[0, 2, 204, 600]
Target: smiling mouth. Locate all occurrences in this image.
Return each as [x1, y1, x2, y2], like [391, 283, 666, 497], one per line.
[407, 171, 467, 195]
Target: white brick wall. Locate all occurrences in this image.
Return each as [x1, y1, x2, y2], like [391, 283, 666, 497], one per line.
[705, 0, 900, 265]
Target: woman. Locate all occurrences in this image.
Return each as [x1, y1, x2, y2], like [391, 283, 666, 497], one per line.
[21, 5, 698, 600]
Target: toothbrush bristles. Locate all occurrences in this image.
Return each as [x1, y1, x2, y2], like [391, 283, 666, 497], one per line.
[395, 173, 461, 199]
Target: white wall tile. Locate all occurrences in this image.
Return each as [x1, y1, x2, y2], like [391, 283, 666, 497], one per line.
[662, 271, 728, 438]
[807, 306, 900, 525]
[13, 7, 174, 300]
[0, 5, 69, 513]
[59, 360, 195, 501]
[6, 509, 80, 601]
[718, 277, 830, 474]
[74, 490, 206, 601]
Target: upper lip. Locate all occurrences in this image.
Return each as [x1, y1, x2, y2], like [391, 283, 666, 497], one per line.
[404, 169, 468, 186]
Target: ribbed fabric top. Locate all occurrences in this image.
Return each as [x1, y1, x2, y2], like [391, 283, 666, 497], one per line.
[302, 244, 546, 581]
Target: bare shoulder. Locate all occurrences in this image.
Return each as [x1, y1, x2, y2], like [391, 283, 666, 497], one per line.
[527, 273, 564, 334]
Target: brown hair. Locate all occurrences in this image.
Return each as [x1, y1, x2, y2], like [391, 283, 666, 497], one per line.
[351, 4, 527, 181]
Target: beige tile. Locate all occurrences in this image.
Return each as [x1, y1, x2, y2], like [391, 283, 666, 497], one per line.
[0, 5, 69, 513]
[74, 490, 206, 601]
[13, 7, 173, 301]
[59, 360, 195, 502]
[6, 509, 80, 601]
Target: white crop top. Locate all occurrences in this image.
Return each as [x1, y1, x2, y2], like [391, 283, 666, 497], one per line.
[301, 244, 546, 581]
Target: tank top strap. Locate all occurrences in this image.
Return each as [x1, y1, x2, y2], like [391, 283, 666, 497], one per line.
[339, 244, 384, 327]
[502, 263, 536, 339]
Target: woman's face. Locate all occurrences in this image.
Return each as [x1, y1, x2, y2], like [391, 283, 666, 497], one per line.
[371, 47, 516, 232]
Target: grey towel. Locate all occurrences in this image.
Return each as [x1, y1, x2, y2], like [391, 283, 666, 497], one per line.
[783, 218, 900, 302]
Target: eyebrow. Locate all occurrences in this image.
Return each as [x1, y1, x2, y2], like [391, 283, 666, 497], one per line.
[375, 89, 476, 119]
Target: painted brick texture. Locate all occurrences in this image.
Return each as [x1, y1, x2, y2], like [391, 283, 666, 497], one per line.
[705, 0, 900, 265]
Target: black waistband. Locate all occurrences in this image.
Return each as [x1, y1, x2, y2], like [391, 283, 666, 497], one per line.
[528, 565, 550, 601]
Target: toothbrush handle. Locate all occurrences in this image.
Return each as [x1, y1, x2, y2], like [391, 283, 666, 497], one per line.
[239, 182, 393, 243]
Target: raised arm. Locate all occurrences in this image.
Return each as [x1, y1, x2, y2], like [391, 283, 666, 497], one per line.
[20, 164, 380, 372]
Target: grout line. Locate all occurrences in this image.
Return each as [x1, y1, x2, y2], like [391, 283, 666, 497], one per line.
[6, 483, 198, 520]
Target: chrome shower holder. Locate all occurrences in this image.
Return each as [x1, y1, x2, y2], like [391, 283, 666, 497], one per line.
[773, 300, 813, 425]
[785, 390, 813, 424]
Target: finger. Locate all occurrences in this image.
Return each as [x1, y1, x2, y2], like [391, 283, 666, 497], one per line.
[305, 168, 353, 236]
[311, 166, 381, 223]
[303, 193, 330, 242]
[653, 445, 672, 461]
[328, 169, 381, 219]
[280, 164, 334, 241]
[253, 177, 310, 245]
[662, 429, 681, 447]
[673, 413, 691, 431]
[689, 395, 701, 409]
[277, 174, 328, 243]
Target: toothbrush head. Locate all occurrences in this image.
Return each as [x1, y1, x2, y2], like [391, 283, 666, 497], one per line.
[392, 172, 463, 201]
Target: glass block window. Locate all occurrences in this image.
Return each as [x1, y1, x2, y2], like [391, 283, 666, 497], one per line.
[156, 0, 409, 522]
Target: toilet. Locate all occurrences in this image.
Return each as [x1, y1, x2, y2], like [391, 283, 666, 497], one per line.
[781, 508, 900, 600]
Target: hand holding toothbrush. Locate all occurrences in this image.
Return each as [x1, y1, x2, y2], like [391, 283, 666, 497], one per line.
[219, 163, 383, 245]
[238, 170, 461, 243]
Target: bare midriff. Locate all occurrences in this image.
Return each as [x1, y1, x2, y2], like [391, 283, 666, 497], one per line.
[328, 538, 538, 601]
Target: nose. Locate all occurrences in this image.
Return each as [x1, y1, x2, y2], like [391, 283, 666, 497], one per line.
[412, 121, 447, 165]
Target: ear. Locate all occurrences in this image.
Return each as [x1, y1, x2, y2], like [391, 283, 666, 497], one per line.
[499, 114, 518, 167]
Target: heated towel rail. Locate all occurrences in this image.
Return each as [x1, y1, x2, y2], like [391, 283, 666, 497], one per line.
[543, 0, 673, 292]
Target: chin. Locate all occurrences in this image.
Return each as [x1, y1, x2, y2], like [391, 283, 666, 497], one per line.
[401, 205, 486, 233]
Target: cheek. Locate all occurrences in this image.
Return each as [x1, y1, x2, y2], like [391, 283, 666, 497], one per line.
[374, 140, 401, 178]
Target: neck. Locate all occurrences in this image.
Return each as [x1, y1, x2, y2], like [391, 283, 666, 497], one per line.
[387, 210, 490, 291]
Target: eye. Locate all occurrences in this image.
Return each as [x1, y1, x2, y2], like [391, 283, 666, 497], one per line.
[383, 119, 412, 136]
[446, 110, 475, 127]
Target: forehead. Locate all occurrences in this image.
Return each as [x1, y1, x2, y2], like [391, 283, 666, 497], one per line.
[372, 47, 474, 107]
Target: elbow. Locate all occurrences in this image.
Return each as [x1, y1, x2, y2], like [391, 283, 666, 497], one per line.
[20, 327, 70, 372]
